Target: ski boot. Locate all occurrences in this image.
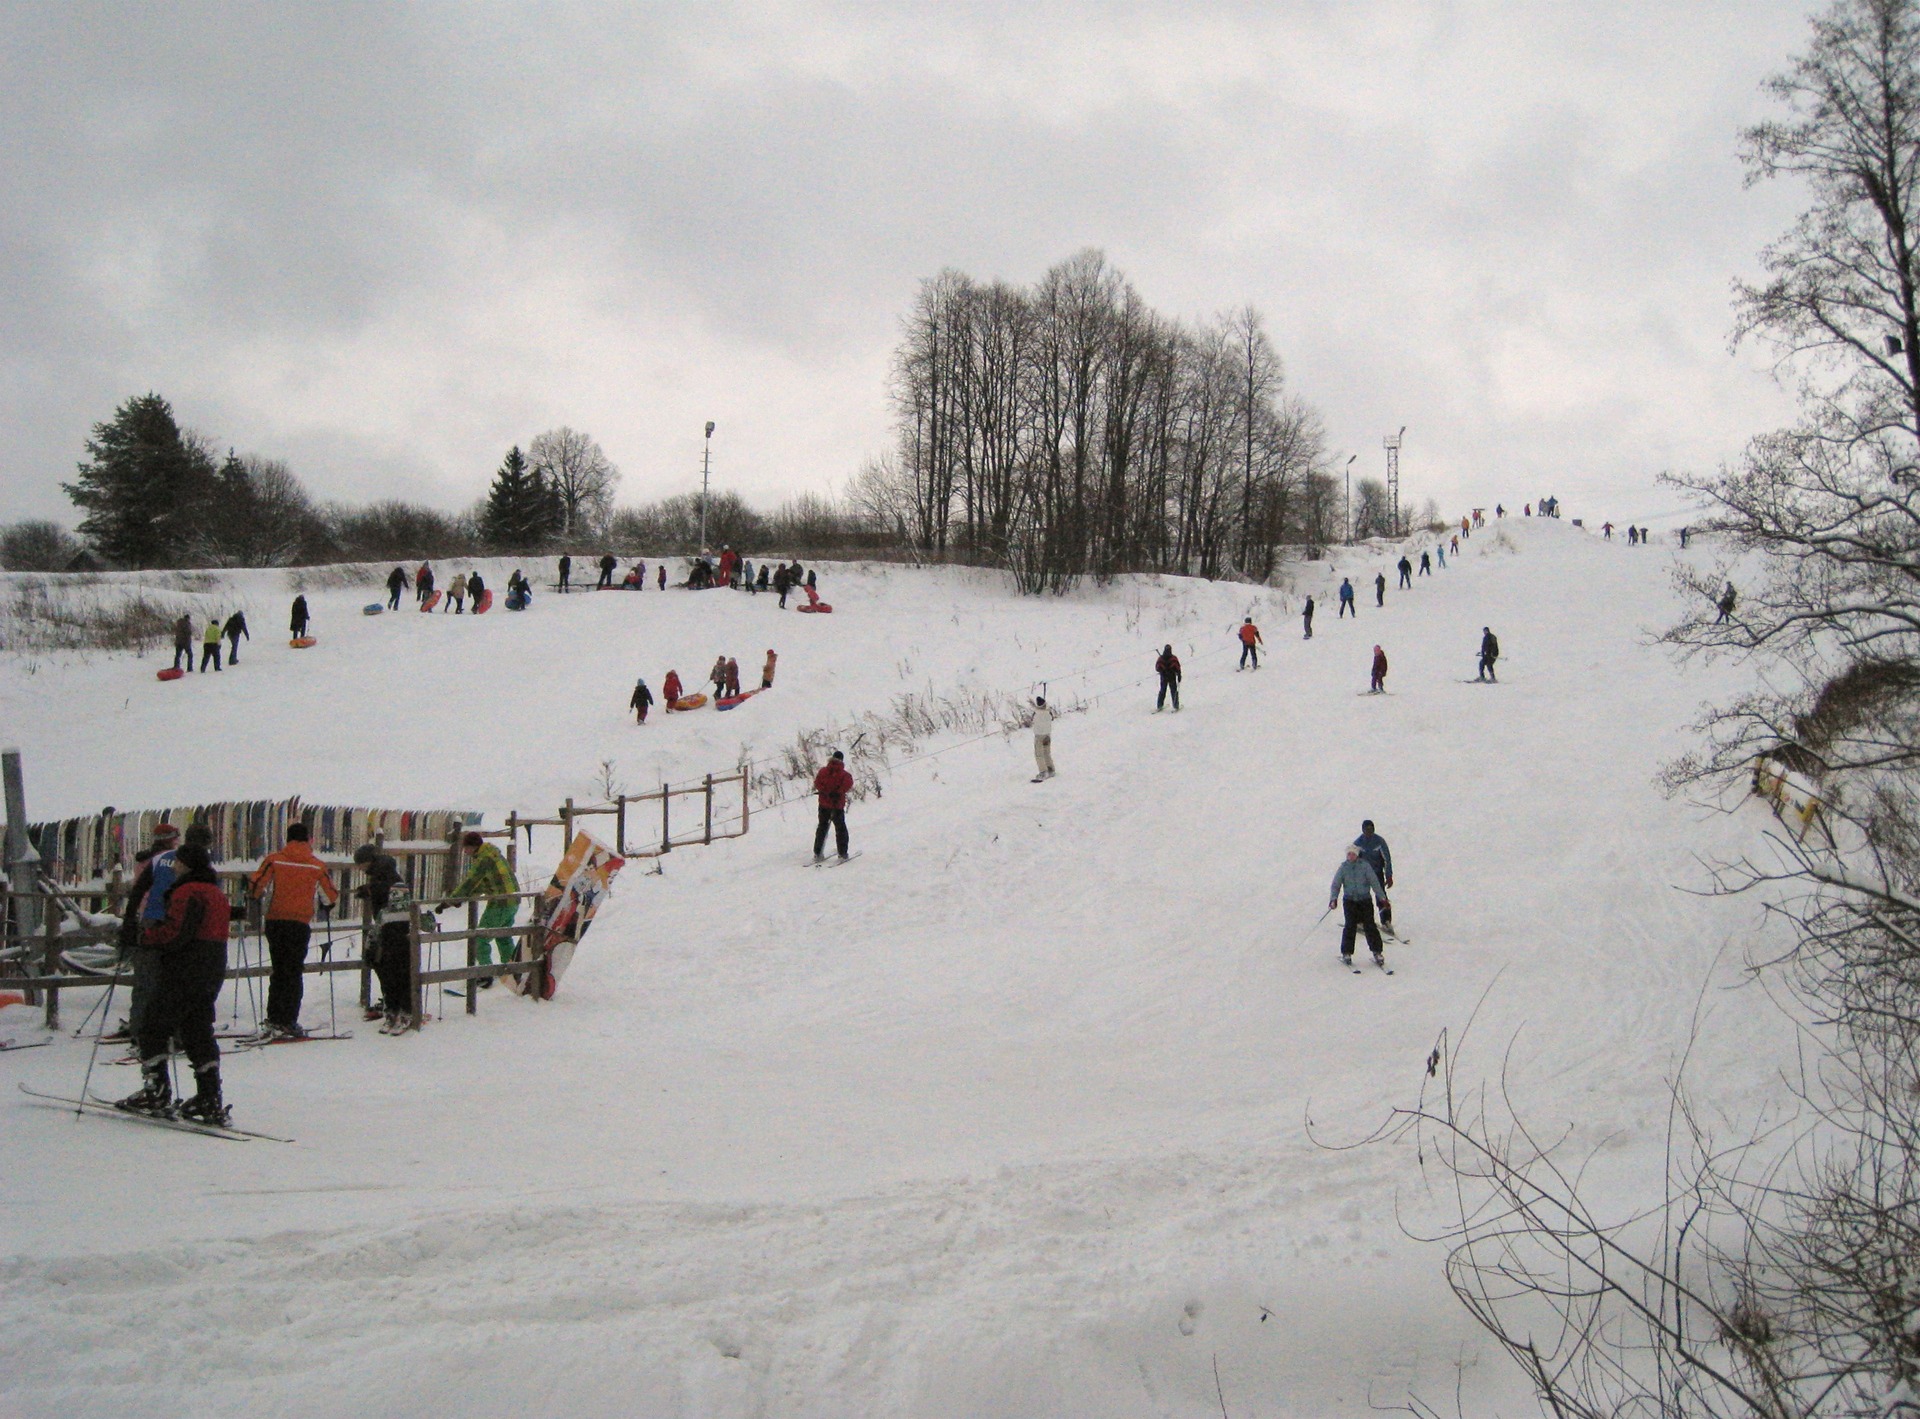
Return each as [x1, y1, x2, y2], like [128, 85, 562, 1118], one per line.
[176, 1064, 231, 1128]
[114, 1058, 172, 1115]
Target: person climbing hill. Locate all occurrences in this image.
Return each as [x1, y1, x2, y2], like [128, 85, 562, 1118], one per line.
[630, 677, 654, 724]
[812, 749, 854, 861]
[1237, 618, 1263, 670]
[1155, 645, 1181, 712]
[663, 669, 684, 706]
[223, 610, 249, 664]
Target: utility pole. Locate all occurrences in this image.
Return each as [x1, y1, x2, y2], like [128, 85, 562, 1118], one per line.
[699, 421, 715, 552]
[1343, 454, 1356, 544]
[1383, 426, 1405, 536]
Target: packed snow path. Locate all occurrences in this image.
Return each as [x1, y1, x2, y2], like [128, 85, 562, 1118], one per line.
[1, 521, 1795, 1416]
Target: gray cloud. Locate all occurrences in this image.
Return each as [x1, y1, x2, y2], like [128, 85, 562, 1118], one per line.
[0, 1, 1818, 526]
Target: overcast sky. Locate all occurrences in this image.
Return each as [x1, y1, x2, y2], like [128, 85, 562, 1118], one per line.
[0, 2, 1818, 528]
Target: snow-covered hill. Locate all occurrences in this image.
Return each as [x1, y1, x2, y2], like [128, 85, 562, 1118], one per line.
[0, 520, 1797, 1417]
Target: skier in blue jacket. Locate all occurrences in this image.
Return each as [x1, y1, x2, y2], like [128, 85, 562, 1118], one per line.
[1329, 846, 1388, 968]
[1353, 820, 1394, 933]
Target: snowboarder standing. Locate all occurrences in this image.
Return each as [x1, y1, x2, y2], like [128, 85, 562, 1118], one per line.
[1369, 644, 1388, 694]
[1329, 845, 1389, 970]
[116, 842, 234, 1125]
[1237, 618, 1264, 670]
[1352, 820, 1395, 934]
[1338, 578, 1356, 618]
[1374, 571, 1387, 608]
[629, 677, 654, 724]
[386, 566, 409, 610]
[454, 832, 519, 986]
[1715, 583, 1737, 624]
[199, 616, 224, 672]
[812, 749, 854, 861]
[223, 610, 249, 663]
[248, 822, 339, 1040]
[1397, 556, 1412, 589]
[1477, 627, 1500, 682]
[290, 594, 310, 641]
[1302, 596, 1315, 638]
[171, 614, 193, 671]
[1155, 645, 1182, 712]
[1030, 697, 1056, 780]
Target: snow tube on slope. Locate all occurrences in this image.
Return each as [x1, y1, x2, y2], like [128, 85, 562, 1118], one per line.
[362, 603, 384, 616]
[668, 694, 708, 711]
[156, 667, 184, 682]
[715, 690, 760, 710]
[796, 602, 833, 613]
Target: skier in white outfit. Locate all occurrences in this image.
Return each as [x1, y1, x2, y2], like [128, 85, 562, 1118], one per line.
[1031, 698, 1055, 780]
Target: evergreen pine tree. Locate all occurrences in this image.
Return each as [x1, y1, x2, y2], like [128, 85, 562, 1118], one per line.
[62, 393, 217, 567]
[481, 446, 562, 549]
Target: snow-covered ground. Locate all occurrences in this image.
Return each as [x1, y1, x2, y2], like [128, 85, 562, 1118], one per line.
[0, 518, 1797, 1417]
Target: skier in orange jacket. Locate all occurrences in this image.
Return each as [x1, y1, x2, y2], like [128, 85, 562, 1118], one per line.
[249, 823, 340, 1039]
[1237, 618, 1264, 670]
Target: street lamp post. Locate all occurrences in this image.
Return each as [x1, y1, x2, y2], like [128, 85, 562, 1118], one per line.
[699, 421, 715, 552]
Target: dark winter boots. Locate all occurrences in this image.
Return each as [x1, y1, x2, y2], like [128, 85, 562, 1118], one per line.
[115, 1058, 172, 1114]
[176, 1063, 230, 1128]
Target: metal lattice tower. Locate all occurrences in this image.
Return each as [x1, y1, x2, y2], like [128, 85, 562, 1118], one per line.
[1383, 426, 1405, 535]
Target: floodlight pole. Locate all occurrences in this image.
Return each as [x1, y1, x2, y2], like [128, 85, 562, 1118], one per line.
[1383, 426, 1405, 535]
[1343, 454, 1356, 544]
[699, 421, 715, 552]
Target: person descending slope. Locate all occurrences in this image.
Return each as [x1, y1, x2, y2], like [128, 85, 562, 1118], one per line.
[1477, 626, 1500, 682]
[1329, 845, 1390, 973]
[1302, 596, 1315, 639]
[1369, 644, 1388, 694]
[812, 749, 854, 862]
[1155, 645, 1182, 712]
[1352, 819, 1396, 935]
[1397, 555, 1412, 589]
[1030, 697, 1056, 781]
[629, 677, 654, 724]
[1338, 578, 1356, 618]
[1716, 582, 1737, 624]
[1237, 617, 1264, 670]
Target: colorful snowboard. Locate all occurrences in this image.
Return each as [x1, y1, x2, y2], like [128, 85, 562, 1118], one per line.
[506, 832, 624, 1000]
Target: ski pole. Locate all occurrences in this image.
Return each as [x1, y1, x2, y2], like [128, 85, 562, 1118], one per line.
[1295, 906, 1333, 950]
[73, 909, 125, 1114]
[320, 903, 336, 1039]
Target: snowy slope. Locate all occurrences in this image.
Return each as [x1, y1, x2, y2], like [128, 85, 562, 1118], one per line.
[0, 521, 1796, 1418]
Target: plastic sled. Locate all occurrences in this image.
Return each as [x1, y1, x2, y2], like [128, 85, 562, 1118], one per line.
[473, 590, 493, 614]
[156, 667, 185, 682]
[715, 691, 760, 710]
[289, 637, 317, 649]
[668, 693, 709, 712]
[362, 603, 384, 616]
[421, 591, 443, 612]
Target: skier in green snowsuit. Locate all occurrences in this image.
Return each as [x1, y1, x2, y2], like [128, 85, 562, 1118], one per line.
[454, 832, 520, 984]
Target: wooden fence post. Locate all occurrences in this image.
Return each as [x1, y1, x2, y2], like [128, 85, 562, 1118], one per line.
[703, 774, 714, 844]
[615, 795, 626, 856]
[660, 783, 670, 854]
[466, 898, 479, 1016]
[740, 770, 750, 836]
[407, 900, 425, 1031]
[561, 797, 574, 847]
[41, 896, 62, 1030]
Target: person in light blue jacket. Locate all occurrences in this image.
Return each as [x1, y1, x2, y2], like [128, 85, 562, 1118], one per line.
[1353, 820, 1394, 933]
[1329, 847, 1387, 966]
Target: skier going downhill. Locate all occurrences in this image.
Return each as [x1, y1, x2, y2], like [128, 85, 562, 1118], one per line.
[1353, 819, 1396, 934]
[1155, 645, 1182, 712]
[1338, 578, 1356, 618]
[1237, 618, 1263, 670]
[1329, 845, 1389, 971]
[1370, 645, 1388, 694]
[1477, 627, 1500, 682]
[812, 749, 854, 861]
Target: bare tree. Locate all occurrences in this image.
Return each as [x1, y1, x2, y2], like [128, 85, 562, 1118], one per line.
[528, 427, 619, 539]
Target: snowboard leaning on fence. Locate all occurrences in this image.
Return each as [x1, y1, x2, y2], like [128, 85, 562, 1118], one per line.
[503, 831, 625, 1000]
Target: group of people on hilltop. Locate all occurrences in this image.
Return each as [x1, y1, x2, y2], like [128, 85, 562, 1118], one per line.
[170, 610, 250, 673]
[1600, 522, 1654, 545]
[1524, 495, 1561, 517]
[108, 819, 530, 1126]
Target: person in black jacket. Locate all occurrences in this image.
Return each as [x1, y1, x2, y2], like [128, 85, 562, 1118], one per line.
[1155, 645, 1182, 712]
[386, 566, 409, 610]
[353, 844, 413, 1027]
[1397, 556, 1413, 589]
[1477, 627, 1500, 682]
[558, 554, 572, 591]
[597, 553, 617, 589]
[171, 614, 193, 671]
[629, 677, 654, 724]
[223, 610, 249, 663]
[1302, 596, 1314, 639]
[290, 595, 311, 640]
[1374, 571, 1387, 608]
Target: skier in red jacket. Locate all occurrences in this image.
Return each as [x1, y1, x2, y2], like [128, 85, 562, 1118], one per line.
[118, 843, 235, 1125]
[1237, 618, 1264, 670]
[812, 750, 854, 861]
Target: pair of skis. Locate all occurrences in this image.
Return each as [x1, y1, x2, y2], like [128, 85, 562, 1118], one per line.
[808, 851, 863, 867]
[17, 1083, 292, 1142]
